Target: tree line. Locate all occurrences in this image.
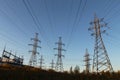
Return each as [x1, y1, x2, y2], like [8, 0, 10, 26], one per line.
[0, 64, 120, 80]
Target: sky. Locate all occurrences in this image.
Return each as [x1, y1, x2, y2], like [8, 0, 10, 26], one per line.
[0, 0, 120, 71]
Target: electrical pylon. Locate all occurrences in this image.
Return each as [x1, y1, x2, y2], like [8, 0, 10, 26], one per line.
[54, 37, 66, 72]
[50, 59, 55, 70]
[88, 15, 113, 73]
[83, 48, 91, 73]
[28, 33, 41, 67]
[39, 55, 44, 69]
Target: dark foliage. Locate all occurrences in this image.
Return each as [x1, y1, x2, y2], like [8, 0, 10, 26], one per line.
[0, 64, 120, 80]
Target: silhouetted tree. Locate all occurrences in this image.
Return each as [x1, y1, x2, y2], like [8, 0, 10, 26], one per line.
[69, 66, 73, 74]
[74, 65, 80, 74]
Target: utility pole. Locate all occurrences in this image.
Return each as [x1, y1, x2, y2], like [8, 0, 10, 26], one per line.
[29, 33, 41, 67]
[50, 59, 55, 70]
[39, 55, 44, 69]
[83, 48, 91, 73]
[54, 37, 66, 72]
[88, 14, 113, 73]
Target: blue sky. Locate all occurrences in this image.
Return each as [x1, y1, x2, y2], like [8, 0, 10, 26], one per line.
[0, 0, 120, 71]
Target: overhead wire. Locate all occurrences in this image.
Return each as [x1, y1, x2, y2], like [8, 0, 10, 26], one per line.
[66, 0, 88, 49]
[99, 0, 120, 46]
[0, 32, 27, 51]
[66, 0, 82, 49]
[23, 0, 54, 51]
[5, 0, 31, 38]
[0, 4, 29, 39]
[0, 8, 28, 48]
[44, 0, 56, 38]
[105, 4, 120, 22]
[102, 0, 113, 17]
[98, 0, 112, 16]
[76, 0, 87, 26]
[104, 34, 120, 50]
[43, 0, 58, 56]
[103, 0, 119, 19]
[23, 0, 41, 33]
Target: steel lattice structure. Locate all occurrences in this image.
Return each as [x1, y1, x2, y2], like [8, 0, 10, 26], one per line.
[84, 49, 91, 73]
[39, 55, 44, 69]
[54, 37, 66, 72]
[50, 59, 55, 70]
[29, 33, 41, 67]
[88, 15, 113, 73]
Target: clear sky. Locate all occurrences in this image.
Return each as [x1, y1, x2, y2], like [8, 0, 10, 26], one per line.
[0, 0, 120, 71]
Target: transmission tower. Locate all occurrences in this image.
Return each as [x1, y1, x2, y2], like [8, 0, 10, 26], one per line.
[29, 33, 41, 67]
[39, 55, 44, 69]
[54, 37, 66, 72]
[50, 59, 55, 70]
[83, 48, 91, 73]
[88, 15, 113, 72]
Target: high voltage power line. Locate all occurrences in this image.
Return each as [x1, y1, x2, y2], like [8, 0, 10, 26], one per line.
[0, 9, 29, 46]
[23, 0, 53, 51]
[4, 0, 30, 37]
[98, 0, 120, 22]
[66, 0, 87, 49]
[44, 0, 56, 38]
[23, 0, 42, 33]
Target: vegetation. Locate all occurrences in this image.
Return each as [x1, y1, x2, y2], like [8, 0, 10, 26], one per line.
[0, 64, 120, 80]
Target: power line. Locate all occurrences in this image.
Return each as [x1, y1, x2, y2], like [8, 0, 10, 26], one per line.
[0, 8, 29, 40]
[66, 0, 82, 49]
[22, 0, 41, 33]
[103, 0, 120, 18]
[44, 0, 56, 38]
[0, 32, 27, 51]
[67, 0, 88, 49]
[77, 0, 87, 25]
[23, 0, 53, 51]
[4, 0, 31, 37]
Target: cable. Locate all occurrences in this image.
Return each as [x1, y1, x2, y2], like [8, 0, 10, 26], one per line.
[103, 0, 119, 18]
[23, 0, 53, 50]
[23, 0, 41, 33]
[77, 0, 87, 25]
[67, 0, 88, 49]
[0, 6, 29, 40]
[66, 0, 82, 49]
[105, 5, 120, 22]
[0, 8, 29, 48]
[44, 0, 56, 38]
[0, 32, 27, 51]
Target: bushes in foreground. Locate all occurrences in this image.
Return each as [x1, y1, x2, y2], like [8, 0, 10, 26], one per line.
[0, 64, 120, 80]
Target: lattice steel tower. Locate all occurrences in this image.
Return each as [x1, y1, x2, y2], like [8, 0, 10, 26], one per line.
[54, 37, 66, 72]
[50, 59, 55, 70]
[83, 49, 91, 73]
[29, 33, 41, 67]
[88, 15, 113, 72]
[39, 55, 44, 69]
